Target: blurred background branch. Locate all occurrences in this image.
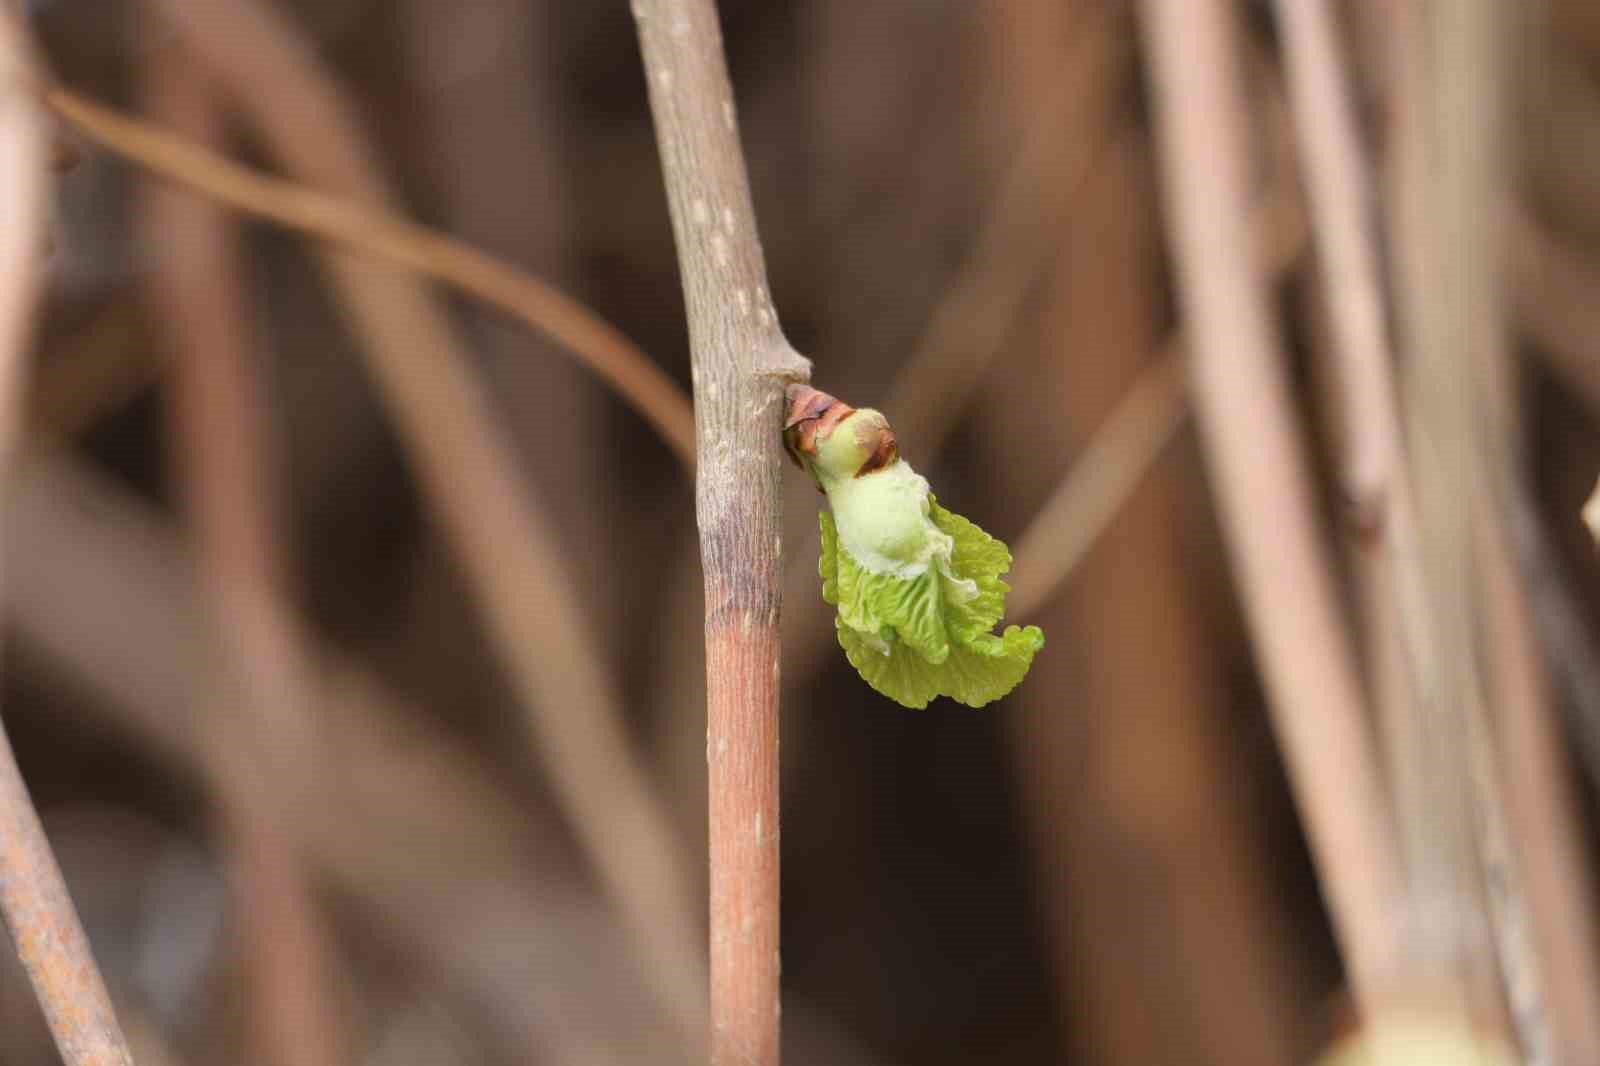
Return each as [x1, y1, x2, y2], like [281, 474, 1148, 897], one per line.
[0, 5, 134, 1066]
[1139, 0, 1405, 1014]
[1, 1, 1599, 1064]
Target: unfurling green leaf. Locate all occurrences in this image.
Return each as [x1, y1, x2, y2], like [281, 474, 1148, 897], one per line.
[789, 385, 1043, 709]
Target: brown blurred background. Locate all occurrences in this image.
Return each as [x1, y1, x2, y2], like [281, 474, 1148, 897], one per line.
[1, 0, 1599, 1063]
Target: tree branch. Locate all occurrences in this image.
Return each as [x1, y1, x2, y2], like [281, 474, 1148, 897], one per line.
[140, 44, 348, 1066]
[45, 85, 697, 469]
[0, 7, 134, 1065]
[1137, 0, 1406, 1013]
[632, 2, 810, 1063]
[136, 0, 705, 1043]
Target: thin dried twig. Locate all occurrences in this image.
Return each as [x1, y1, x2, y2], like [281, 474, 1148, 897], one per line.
[1137, 0, 1405, 1012]
[1275, 0, 1451, 1010]
[45, 85, 697, 469]
[0, 8, 134, 1066]
[1006, 84, 1309, 625]
[140, 45, 348, 1066]
[1275, 0, 1403, 521]
[3, 453, 680, 1062]
[1008, 356, 1185, 620]
[1386, 2, 1598, 1058]
[1389, 3, 1569, 1054]
[632, 1, 812, 1062]
[1481, 494, 1600, 1065]
[132, 0, 705, 1044]
[879, 1, 1127, 456]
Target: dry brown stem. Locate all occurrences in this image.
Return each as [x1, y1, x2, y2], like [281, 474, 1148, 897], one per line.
[1388, 3, 1570, 1054]
[140, 45, 347, 1066]
[633, 1, 812, 1062]
[4, 452, 687, 1061]
[1482, 498, 1600, 1065]
[1276, 0, 1453, 1015]
[1006, 143, 1307, 626]
[44, 86, 696, 469]
[132, 0, 704, 1044]
[0, 8, 134, 1066]
[1138, 0, 1405, 1012]
[880, 2, 1127, 456]
[1008, 356, 1185, 619]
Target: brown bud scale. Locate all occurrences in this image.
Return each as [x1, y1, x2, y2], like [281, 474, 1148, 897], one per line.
[783, 384, 854, 468]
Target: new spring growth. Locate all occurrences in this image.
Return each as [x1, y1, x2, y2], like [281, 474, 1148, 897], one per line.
[785, 385, 1044, 709]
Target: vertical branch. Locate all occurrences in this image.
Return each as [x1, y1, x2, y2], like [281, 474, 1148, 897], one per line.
[632, 3, 810, 1064]
[1391, 0, 1544, 1047]
[1137, 0, 1406, 1013]
[1405, 3, 1599, 1059]
[140, 44, 347, 1066]
[0, 8, 134, 1066]
[138, 0, 706, 1045]
[1274, 0, 1454, 1016]
[1482, 498, 1600, 1065]
[1274, 0, 1434, 743]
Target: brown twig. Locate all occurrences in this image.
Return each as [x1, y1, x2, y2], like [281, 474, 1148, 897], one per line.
[1006, 68, 1309, 626]
[1496, 212, 1600, 798]
[131, 0, 705, 1044]
[1482, 493, 1600, 1065]
[1137, 0, 1405, 1013]
[44, 85, 697, 470]
[632, 1, 812, 1062]
[0, 8, 134, 1066]
[1008, 355, 1185, 620]
[1389, 0, 1554, 1049]
[1274, 0, 1410, 530]
[987, 10, 1308, 1043]
[1275, 0, 1452, 1012]
[879, 1, 1127, 457]
[1513, 487, 1600, 797]
[4, 452, 690, 1061]
[140, 45, 348, 1066]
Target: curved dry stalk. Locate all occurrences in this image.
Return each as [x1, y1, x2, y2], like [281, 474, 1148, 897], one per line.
[45, 86, 697, 470]
[0, 8, 134, 1066]
[140, 46, 348, 1066]
[129, 0, 705, 1044]
[1008, 355, 1186, 619]
[632, 1, 811, 1062]
[879, 1, 1127, 456]
[1138, 0, 1405, 1012]
[4, 453, 677, 1062]
[1006, 95, 1307, 626]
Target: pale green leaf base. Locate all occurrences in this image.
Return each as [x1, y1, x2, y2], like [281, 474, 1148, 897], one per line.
[819, 497, 1043, 709]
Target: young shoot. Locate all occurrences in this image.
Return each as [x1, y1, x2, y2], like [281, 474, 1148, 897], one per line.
[785, 385, 1044, 709]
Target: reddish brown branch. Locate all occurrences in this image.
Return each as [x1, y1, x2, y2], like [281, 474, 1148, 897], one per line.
[632, 1, 811, 1062]
[0, 8, 134, 1066]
